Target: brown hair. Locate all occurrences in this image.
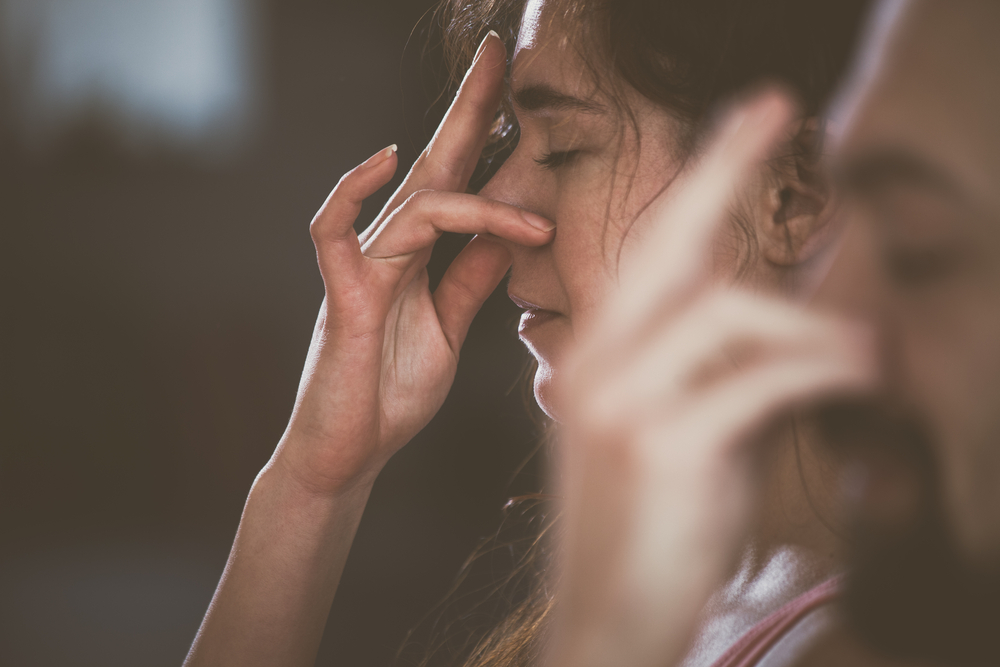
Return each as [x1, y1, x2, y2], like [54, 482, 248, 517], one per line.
[402, 1, 871, 666]
[436, 0, 870, 148]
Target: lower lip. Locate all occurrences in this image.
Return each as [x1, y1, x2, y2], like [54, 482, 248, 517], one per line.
[518, 309, 560, 334]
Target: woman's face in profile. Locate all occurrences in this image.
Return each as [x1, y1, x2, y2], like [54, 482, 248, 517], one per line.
[480, 0, 689, 417]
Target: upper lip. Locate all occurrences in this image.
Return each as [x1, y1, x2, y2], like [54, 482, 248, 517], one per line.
[508, 292, 555, 313]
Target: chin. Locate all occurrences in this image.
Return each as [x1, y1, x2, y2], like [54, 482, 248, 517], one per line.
[531, 359, 561, 421]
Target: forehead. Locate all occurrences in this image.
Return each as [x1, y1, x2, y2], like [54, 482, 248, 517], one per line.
[517, 0, 548, 51]
[512, 0, 590, 93]
[836, 0, 1000, 209]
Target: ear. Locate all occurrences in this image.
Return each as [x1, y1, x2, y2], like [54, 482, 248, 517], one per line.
[755, 119, 837, 267]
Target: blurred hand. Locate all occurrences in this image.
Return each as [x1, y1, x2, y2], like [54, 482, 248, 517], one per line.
[549, 91, 877, 667]
[274, 32, 555, 498]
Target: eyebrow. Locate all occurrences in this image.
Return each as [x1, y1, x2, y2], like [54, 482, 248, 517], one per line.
[836, 149, 962, 199]
[512, 83, 606, 114]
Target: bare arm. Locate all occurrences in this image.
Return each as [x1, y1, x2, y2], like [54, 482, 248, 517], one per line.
[184, 32, 556, 667]
[184, 461, 372, 666]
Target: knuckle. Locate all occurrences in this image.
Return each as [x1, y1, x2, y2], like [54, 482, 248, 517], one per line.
[309, 208, 331, 241]
[309, 217, 340, 245]
[401, 188, 437, 212]
[421, 148, 465, 185]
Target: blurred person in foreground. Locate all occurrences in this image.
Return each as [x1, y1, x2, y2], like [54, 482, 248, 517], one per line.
[804, 0, 1000, 664]
[547, 1, 1000, 667]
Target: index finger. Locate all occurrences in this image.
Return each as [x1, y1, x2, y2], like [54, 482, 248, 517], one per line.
[360, 31, 507, 243]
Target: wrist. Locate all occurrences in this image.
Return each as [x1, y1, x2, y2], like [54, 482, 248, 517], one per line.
[257, 453, 376, 516]
[268, 425, 383, 501]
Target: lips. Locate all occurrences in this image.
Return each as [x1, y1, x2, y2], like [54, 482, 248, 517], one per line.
[508, 293, 561, 334]
[508, 293, 547, 312]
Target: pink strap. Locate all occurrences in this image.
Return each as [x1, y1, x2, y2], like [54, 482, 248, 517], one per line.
[708, 575, 842, 667]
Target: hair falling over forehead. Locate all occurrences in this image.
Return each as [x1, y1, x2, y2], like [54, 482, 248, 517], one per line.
[403, 2, 872, 667]
[434, 0, 871, 277]
[435, 0, 870, 146]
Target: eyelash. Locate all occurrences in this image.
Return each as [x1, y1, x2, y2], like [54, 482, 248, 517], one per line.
[535, 150, 580, 170]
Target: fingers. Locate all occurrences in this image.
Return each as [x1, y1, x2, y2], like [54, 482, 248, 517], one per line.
[310, 145, 399, 284]
[588, 90, 797, 354]
[623, 352, 876, 495]
[361, 189, 553, 259]
[360, 32, 507, 243]
[420, 31, 508, 191]
[433, 236, 512, 354]
[577, 292, 872, 430]
[560, 352, 875, 667]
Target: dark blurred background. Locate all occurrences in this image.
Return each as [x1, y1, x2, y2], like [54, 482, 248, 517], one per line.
[0, 1, 542, 665]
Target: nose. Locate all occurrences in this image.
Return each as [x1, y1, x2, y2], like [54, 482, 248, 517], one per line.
[478, 146, 555, 253]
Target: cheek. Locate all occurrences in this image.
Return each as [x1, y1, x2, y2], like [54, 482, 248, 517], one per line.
[893, 279, 1000, 557]
[528, 184, 628, 419]
[549, 176, 642, 326]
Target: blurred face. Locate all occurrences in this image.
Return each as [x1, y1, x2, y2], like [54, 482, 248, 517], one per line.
[480, 0, 729, 417]
[831, 0, 1000, 564]
[816, 1, 1000, 661]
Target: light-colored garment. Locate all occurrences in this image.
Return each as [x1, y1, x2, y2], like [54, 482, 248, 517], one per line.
[709, 576, 841, 667]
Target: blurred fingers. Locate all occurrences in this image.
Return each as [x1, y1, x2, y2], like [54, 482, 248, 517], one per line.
[586, 90, 797, 356]
[576, 291, 875, 435]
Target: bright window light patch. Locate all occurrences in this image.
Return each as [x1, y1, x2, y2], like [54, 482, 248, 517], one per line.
[0, 0, 260, 154]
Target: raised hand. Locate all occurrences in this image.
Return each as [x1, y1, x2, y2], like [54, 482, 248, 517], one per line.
[549, 91, 877, 667]
[185, 32, 554, 667]
[275, 32, 555, 497]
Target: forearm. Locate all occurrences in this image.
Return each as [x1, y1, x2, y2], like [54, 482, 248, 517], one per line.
[184, 457, 373, 667]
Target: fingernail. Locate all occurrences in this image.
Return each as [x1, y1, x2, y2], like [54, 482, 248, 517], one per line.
[473, 29, 500, 66]
[521, 211, 555, 232]
[361, 144, 397, 169]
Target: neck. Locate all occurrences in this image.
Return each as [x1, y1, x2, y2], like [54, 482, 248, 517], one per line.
[679, 418, 846, 667]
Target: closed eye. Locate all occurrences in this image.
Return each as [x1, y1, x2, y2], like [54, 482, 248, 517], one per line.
[535, 150, 580, 170]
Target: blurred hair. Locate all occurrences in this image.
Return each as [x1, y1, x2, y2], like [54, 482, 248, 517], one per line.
[403, 2, 872, 666]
